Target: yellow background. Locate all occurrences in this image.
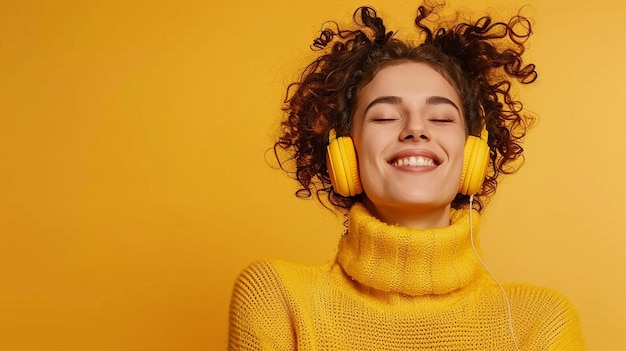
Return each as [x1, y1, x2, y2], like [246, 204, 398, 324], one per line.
[0, 0, 624, 349]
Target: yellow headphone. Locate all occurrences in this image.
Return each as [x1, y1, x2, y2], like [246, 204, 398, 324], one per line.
[326, 126, 490, 197]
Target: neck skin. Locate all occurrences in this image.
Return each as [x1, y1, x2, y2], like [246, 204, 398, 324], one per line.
[363, 197, 452, 229]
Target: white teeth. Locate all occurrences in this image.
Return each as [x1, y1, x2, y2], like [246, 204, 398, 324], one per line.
[392, 156, 435, 167]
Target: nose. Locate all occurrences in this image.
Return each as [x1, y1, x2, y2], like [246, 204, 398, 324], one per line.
[399, 115, 430, 141]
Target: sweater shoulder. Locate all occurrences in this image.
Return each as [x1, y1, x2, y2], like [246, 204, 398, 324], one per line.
[505, 283, 585, 350]
[228, 259, 325, 350]
[230, 258, 332, 309]
[505, 282, 578, 314]
[233, 258, 328, 289]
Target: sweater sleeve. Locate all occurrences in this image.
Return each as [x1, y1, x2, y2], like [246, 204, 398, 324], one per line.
[228, 260, 296, 351]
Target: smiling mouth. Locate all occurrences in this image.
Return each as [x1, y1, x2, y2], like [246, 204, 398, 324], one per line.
[389, 156, 436, 167]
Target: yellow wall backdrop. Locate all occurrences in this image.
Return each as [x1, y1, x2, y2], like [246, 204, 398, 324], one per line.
[0, 0, 624, 349]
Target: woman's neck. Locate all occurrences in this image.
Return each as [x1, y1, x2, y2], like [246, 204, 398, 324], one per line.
[363, 197, 452, 229]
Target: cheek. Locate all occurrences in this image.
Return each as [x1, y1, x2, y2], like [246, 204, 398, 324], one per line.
[353, 140, 383, 190]
[352, 128, 373, 162]
[354, 141, 373, 178]
[453, 129, 468, 158]
[447, 133, 468, 179]
[454, 141, 467, 166]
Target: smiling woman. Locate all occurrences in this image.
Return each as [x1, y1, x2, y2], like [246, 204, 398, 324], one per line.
[228, 4, 585, 351]
[352, 62, 467, 228]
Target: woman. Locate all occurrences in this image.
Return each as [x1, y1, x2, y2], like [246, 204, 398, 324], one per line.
[229, 4, 584, 350]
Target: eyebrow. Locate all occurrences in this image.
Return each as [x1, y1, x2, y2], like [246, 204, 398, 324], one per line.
[426, 96, 461, 113]
[363, 95, 461, 115]
[363, 96, 402, 114]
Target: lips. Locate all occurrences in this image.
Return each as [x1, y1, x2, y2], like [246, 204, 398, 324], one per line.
[387, 149, 441, 167]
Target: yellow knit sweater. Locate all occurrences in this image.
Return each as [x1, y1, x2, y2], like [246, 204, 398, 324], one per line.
[228, 204, 584, 350]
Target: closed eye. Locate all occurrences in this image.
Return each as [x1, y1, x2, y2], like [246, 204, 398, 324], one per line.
[372, 118, 399, 122]
[430, 118, 454, 123]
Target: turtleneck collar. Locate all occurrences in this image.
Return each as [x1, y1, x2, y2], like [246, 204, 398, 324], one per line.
[337, 203, 483, 296]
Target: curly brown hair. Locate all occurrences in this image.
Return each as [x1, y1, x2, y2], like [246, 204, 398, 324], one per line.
[274, 4, 537, 213]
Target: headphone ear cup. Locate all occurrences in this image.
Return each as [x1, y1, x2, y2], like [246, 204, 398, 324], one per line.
[326, 136, 363, 197]
[459, 135, 490, 195]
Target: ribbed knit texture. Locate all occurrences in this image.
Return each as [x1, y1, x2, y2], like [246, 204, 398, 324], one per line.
[229, 204, 585, 350]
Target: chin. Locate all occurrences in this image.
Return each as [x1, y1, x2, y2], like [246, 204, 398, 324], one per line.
[374, 195, 454, 212]
[392, 190, 456, 207]
[399, 200, 452, 212]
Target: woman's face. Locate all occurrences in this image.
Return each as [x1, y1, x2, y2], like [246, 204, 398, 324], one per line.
[351, 62, 466, 228]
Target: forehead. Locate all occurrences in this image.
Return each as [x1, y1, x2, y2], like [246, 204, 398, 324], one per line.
[357, 62, 462, 108]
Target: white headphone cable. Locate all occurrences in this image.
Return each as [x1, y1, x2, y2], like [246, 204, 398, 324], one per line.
[469, 195, 520, 351]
